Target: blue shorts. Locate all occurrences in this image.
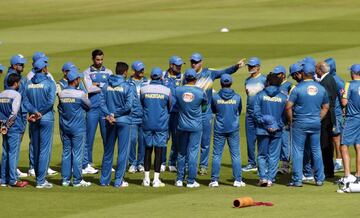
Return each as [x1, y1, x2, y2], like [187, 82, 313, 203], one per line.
[341, 118, 360, 146]
[143, 131, 167, 147]
[332, 115, 343, 136]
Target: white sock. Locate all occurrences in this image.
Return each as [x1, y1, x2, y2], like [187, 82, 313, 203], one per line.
[144, 171, 150, 181]
[154, 172, 160, 181]
[336, 158, 342, 165]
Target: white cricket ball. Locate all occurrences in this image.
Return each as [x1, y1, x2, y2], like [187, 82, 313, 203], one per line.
[220, 27, 229, 33]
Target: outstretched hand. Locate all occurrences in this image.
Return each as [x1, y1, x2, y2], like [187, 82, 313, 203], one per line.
[237, 58, 246, 68]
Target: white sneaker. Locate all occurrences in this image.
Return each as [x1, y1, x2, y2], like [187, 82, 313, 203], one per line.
[73, 180, 91, 187]
[209, 181, 219, 187]
[28, 168, 35, 177]
[36, 181, 53, 189]
[152, 179, 165, 188]
[118, 181, 129, 187]
[138, 165, 145, 172]
[128, 165, 137, 173]
[82, 164, 98, 174]
[175, 180, 183, 187]
[186, 181, 200, 188]
[168, 166, 177, 172]
[17, 169, 27, 178]
[302, 175, 315, 182]
[62, 181, 70, 187]
[233, 180, 246, 187]
[111, 168, 115, 172]
[142, 179, 150, 187]
[160, 165, 166, 172]
[47, 168, 58, 176]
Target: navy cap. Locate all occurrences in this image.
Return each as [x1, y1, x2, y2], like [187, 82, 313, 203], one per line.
[272, 65, 286, 75]
[90, 73, 109, 83]
[150, 67, 163, 80]
[10, 54, 27, 65]
[62, 62, 76, 72]
[289, 63, 303, 76]
[67, 68, 84, 82]
[131, 61, 145, 72]
[190, 53, 203, 62]
[33, 58, 48, 72]
[0, 64, 5, 72]
[246, 57, 261, 67]
[349, 64, 360, 74]
[169, 56, 183, 65]
[303, 63, 315, 75]
[184, 68, 197, 80]
[220, 74, 232, 85]
[32, 52, 48, 63]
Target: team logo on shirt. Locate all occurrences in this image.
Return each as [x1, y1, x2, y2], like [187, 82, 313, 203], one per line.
[307, 85, 318, 96]
[182, 92, 194, 102]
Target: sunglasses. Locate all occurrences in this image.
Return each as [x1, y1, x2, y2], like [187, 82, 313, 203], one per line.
[190, 60, 201, 65]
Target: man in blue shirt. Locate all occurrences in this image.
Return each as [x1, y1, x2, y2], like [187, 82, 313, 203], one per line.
[339, 64, 360, 185]
[127, 61, 149, 173]
[190, 52, 245, 175]
[58, 69, 91, 187]
[100, 62, 133, 188]
[57, 62, 87, 93]
[25, 58, 56, 188]
[243, 57, 267, 172]
[140, 67, 171, 188]
[209, 74, 245, 188]
[286, 64, 329, 187]
[161, 56, 184, 172]
[0, 73, 29, 187]
[83, 49, 112, 174]
[175, 68, 207, 188]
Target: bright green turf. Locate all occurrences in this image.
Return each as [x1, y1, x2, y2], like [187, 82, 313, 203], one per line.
[0, 0, 360, 217]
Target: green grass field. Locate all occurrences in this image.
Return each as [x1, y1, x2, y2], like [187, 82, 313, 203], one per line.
[0, 0, 360, 217]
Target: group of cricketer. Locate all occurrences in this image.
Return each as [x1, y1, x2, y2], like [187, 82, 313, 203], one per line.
[0, 49, 359, 190]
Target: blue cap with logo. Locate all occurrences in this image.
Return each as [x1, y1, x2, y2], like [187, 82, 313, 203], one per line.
[190, 53, 203, 62]
[150, 67, 163, 80]
[62, 62, 76, 72]
[10, 54, 27, 65]
[33, 58, 48, 72]
[169, 56, 184, 65]
[184, 68, 197, 80]
[132, 61, 145, 72]
[0, 64, 5, 72]
[90, 73, 109, 83]
[303, 63, 315, 75]
[272, 65, 286, 75]
[246, 57, 261, 67]
[349, 64, 360, 74]
[300, 56, 316, 67]
[289, 63, 303, 76]
[32, 52, 49, 63]
[262, 115, 279, 131]
[67, 68, 84, 82]
[220, 74, 232, 85]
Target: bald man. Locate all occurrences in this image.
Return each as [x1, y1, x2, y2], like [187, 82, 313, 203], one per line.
[315, 62, 338, 178]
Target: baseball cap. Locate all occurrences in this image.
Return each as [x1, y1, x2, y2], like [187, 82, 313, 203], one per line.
[67, 68, 84, 82]
[10, 54, 27, 65]
[262, 115, 279, 130]
[220, 74, 232, 85]
[184, 68, 197, 80]
[33, 58, 48, 72]
[0, 64, 5, 72]
[349, 64, 360, 74]
[289, 63, 303, 76]
[190, 53, 203, 62]
[272, 65, 286, 75]
[62, 62, 76, 72]
[131, 61, 145, 72]
[300, 56, 316, 67]
[90, 73, 109, 83]
[32, 52, 49, 63]
[303, 63, 315, 75]
[169, 56, 183, 65]
[246, 57, 261, 67]
[150, 67, 163, 80]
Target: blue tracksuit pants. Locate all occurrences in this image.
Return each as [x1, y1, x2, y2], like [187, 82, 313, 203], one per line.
[177, 130, 202, 184]
[211, 131, 242, 182]
[30, 120, 54, 185]
[61, 131, 86, 185]
[162, 113, 179, 166]
[245, 112, 257, 166]
[100, 122, 131, 186]
[84, 107, 106, 168]
[280, 129, 290, 162]
[257, 134, 281, 182]
[1, 132, 22, 185]
[128, 124, 145, 167]
[199, 113, 213, 169]
[291, 126, 324, 184]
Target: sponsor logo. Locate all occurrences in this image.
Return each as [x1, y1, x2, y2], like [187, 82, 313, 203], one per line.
[182, 92, 194, 102]
[307, 85, 318, 96]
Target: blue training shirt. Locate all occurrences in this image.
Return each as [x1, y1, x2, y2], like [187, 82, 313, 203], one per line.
[245, 73, 267, 114]
[0, 89, 22, 133]
[343, 80, 360, 118]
